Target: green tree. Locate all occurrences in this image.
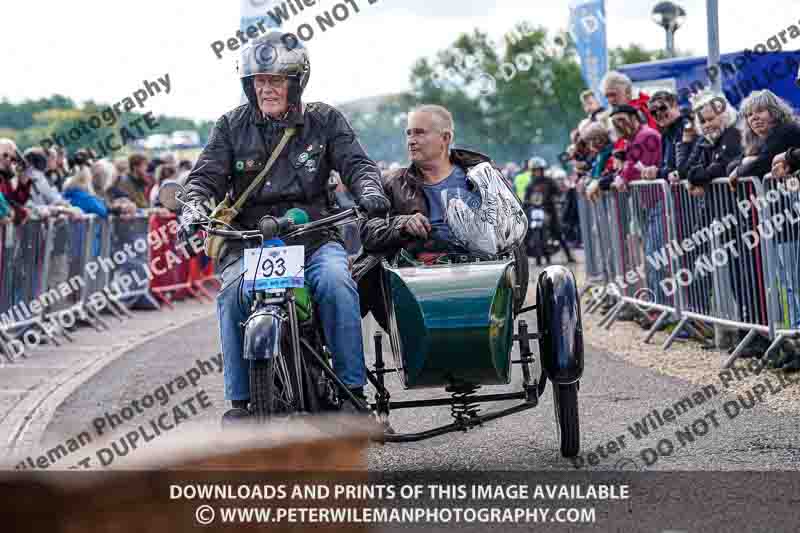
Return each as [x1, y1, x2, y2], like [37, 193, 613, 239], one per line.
[404, 23, 587, 164]
[608, 43, 690, 69]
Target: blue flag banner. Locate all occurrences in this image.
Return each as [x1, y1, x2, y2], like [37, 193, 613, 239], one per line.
[568, 0, 609, 106]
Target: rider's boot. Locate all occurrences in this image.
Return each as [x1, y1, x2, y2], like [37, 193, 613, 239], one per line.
[221, 399, 251, 426]
[340, 387, 370, 416]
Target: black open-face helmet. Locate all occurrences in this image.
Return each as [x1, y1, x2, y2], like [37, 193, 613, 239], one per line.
[238, 31, 310, 111]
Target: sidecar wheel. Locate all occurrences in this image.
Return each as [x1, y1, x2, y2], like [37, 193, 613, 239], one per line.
[553, 382, 580, 457]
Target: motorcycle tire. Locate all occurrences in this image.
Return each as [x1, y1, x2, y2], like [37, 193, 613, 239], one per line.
[553, 382, 580, 457]
[250, 355, 299, 420]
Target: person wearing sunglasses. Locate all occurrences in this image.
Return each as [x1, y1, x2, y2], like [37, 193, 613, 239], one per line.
[639, 90, 691, 182]
[678, 92, 741, 188]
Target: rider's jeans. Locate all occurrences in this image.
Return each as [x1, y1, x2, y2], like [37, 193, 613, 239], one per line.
[216, 242, 366, 401]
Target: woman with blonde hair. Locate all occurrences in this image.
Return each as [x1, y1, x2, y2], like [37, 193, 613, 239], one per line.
[63, 162, 108, 217]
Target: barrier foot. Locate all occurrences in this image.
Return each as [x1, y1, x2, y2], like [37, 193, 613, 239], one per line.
[764, 334, 785, 363]
[685, 320, 709, 344]
[154, 291, 176, 309]
[85, 305, 111, 331]
[0, 341, 13, 364]
[184, 285, 208, 303]
[643, 310, 670, 344]
[58, 327, 74, 342]
[104, 301, 126, 322]
[598, 300, 623, 328]
[662, 316, 689, 351]
[193, 281, 215, 302]
[579, 284, 593, 298]
[722, 329, 758, 369]
[589, 291, 612, 315]
[585, 291, 606, 314]
[143, 294, 161, 311]
[603, 301, 627, 330]
[202, 277, 222, 290]
[111, 299, 134, 319]
[36, 320, 62, 347]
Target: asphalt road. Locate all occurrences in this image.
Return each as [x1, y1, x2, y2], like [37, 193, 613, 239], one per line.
[33, 268, 800, 473]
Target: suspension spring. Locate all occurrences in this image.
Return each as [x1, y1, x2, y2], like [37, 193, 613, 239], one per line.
[447, 384, 481, 426]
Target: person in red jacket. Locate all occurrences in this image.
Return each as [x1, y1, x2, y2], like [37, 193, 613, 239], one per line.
[0, 139, 31, 224]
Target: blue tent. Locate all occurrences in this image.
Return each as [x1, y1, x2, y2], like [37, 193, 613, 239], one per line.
[618, 50, 800, 110]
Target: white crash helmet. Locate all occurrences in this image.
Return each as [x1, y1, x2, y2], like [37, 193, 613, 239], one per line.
[445, 162, 527, 257]
[528, 156, 548, 171]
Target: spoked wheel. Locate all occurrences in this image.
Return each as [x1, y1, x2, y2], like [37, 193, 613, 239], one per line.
[553, 382, 580, 457]
[250, 355, 299, 421]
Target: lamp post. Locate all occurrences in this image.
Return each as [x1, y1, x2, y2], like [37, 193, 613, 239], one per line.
[651, 1, 687, 58]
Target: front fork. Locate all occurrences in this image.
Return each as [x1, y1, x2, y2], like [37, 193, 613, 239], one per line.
[248, 291, 305, 412]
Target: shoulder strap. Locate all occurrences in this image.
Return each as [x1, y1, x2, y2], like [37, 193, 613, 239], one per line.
[230, 127, 296, 213]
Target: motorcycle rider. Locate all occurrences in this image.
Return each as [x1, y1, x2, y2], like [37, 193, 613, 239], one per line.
[523, 158, 575, 265]
[179, 32, 390, 421]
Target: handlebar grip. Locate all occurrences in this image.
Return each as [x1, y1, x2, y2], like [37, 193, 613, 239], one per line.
[258, 215, 294, 240]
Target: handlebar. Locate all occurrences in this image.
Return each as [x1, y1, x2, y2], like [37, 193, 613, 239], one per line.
[202, 207, 365, 242]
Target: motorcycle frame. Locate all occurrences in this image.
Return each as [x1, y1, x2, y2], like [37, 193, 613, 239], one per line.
[249, 287, 544, 437]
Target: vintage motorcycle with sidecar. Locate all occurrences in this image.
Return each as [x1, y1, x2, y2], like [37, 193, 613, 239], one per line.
[160, 180, 584, 457]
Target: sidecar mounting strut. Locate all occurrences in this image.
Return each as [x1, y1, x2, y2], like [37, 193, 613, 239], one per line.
[377, 402, 536, 443]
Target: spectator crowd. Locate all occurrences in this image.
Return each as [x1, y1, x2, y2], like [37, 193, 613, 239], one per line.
[559, 70, 800, 370]
[0, 140, 196, 227]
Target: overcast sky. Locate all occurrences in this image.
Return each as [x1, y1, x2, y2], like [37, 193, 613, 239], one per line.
[0, 0, 796, 122]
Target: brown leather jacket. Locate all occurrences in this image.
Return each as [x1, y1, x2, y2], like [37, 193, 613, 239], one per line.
[358, 148, 493, 255]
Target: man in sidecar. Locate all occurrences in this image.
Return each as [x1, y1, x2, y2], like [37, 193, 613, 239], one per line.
[352, 104, 529, 329]
[179, 32, 390, 422]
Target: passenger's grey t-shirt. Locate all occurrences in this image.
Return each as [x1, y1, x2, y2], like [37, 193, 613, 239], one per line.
[422, 165, 481, 245]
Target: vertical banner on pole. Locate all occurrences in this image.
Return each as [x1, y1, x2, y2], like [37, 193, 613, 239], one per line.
[568, 0, 609, 106]
[241, 0, 282, 32]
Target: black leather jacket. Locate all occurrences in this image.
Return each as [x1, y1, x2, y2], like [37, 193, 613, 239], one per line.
[184, 101, 384, 271]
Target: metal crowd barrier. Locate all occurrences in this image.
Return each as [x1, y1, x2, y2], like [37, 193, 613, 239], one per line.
[576, 194, 604, 291]
[759, 175, 800, 360]
[148, 214, 219, 307]
[0, 211, 218, 362]
[584, 194, 616, 315]
[598, 181, 683, 341]
[666, 177, 777, 364]
[578, 175, 791, 367]
[108, 215, 161, 310]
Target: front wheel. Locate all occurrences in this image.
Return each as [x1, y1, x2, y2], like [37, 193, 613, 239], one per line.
[553, 382, 580, 457]
[250, 356, 298, 420]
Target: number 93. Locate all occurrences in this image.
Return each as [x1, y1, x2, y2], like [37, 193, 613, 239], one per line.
[261, 257, 286, 277]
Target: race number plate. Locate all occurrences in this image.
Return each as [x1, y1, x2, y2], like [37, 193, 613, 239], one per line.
[242, 245, 305, 290]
